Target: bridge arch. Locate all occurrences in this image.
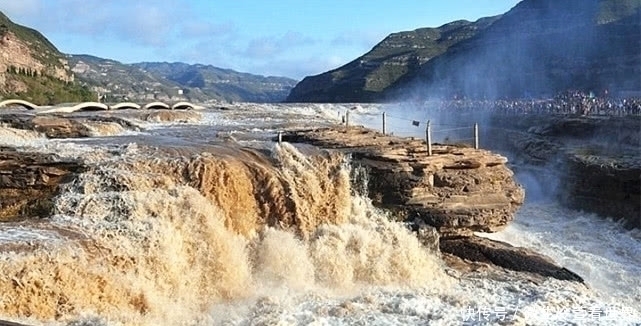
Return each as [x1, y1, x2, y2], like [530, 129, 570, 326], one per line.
[171, 101, 195, 110]
[72, 102, 109, 111]
[0, 99, 39, 110]
[143, 101, 171, 110]
[110, 102, 142, 110]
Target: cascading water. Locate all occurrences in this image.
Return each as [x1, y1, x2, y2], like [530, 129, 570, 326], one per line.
[0, 104, 639, 325]
[0, 130, 448, 325]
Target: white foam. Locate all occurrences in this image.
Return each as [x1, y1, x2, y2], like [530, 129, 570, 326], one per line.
[478, 203, 641, 309]
[0, 125, 45, 147]
[1, 104, 640, 325]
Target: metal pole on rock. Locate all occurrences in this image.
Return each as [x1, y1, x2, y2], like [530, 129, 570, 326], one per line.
[426, 120, 432, 156]
[474, 123, 479, 149]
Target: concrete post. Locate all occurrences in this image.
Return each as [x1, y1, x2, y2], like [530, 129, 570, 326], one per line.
[382, 112, 386, 135]
[345, 111, 350, 127]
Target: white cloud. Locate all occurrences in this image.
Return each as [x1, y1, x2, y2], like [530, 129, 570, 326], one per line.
[0, 1, 355, 79]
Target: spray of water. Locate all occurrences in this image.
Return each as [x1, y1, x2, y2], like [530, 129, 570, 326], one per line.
[0, 140, 450, 325]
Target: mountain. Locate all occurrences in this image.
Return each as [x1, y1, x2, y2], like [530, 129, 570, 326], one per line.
[134, 62, 297, 103]
[69, 54, 200, 102]
[287, 0, 641, 102]
[286, 16, 500, 102]
[69, 55, 298, 103]
[0, 11, 94, 104]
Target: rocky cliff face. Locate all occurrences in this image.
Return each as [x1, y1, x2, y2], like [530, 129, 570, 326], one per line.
[562, 153, 640, 228]
[0, 12, 72, 89]
[486, 114, 641, 229]
[0, 10, 296, 104]
[0, 11, 96, 105]
[283, 126, 525, 235]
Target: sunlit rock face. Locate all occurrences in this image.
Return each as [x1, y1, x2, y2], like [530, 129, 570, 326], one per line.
[283, 126, 524, 235]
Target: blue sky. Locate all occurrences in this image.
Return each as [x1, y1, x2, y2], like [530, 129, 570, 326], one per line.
[0, 0, 520, 80]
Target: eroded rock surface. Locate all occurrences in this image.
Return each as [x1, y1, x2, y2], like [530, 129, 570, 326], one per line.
[488, 114, 641, 228]
[284, 126, 525, 235]
[0, 148, 84, 221]
[284, 126, 587, 282]
[440, 235, 584, 282]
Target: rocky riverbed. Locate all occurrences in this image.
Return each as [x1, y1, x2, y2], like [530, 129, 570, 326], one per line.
[3, 105, 619, 325]
[0, 109, 584, 283]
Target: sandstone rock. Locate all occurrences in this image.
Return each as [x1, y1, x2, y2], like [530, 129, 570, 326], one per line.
[0, 113, 91, 138]
[0, 110, 207, 139]
[561, 153, 640, 229]
[0, 148, 84, 221]
[284, 126, 524, 235]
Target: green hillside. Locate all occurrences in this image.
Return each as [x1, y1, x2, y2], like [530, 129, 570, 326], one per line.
[0, 11, 96, 105]
[286, 16, 500, 102]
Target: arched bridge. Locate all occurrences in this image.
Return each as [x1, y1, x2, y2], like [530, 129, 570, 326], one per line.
[1, 99, 204, 113]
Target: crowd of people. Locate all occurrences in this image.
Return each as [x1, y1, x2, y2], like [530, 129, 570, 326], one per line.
[419, 91, 641, 116]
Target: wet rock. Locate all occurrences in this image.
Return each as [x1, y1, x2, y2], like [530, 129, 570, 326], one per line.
[140, 110, 201, 123]
[285, 126, 525, 235]
[0, 147, 84, 221]
[561, 153, 640, 229]
[488, 114, 641, 228]
[0, 319, 32, 326]
[0, 113, 92, 138]
[406, 219, 440, 255]
[0, 109, 206, 138]
[440, 235, 584, 283]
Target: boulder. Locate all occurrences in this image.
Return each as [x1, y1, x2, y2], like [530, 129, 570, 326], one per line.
[440, 235, 584, 283]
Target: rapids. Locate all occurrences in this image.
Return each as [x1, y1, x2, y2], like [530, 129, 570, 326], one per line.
[0, 103, 639, 325]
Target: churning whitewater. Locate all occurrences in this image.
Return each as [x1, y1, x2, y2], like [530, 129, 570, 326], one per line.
[0, 103, 639, 326]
